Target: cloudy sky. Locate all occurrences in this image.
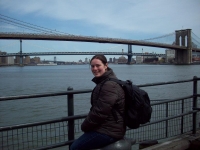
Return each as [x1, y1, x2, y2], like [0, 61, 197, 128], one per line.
[0, 0, 200, 61]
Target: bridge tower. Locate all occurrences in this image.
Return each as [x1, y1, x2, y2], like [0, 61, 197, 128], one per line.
[54, 56, 56, 63]
[127, 45, 132, 64]
[175, 29, 192, 64]
[19, 39, 24, 66]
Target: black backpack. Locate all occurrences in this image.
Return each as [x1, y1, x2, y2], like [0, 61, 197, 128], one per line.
[102, 78, 152, 129]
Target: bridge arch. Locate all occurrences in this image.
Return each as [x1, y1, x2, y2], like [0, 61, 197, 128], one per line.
[175, 29, 192, 64]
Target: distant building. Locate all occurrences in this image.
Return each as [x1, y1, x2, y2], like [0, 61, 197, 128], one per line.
[30, 57, 40, 64]
[0, 57, 8, 65]
[165, 49, 175, 63]
[131, 58, 136, 64]
[113, 57, 117, 63]
[34, 57, 40, 63]
[0, 51, 6, 55]
[24, 56, 30, 64]
[7, 57, 14, 65]
[78, 59, 83, 63]
[144, 57, 158, 63]
[0, 51, 9, 65]
[192, 51, 200, 62]
[136, 56, 143, 63]
[136, 52, 149, 63]
[118, 55, 127, 64]
[15, 56, 20, 64]
[136, 53, 160, 64]
[84, 58, 88, 63]
[109, 58, 112, 63]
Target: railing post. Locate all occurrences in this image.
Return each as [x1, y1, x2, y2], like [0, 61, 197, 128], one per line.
[192, 76, 197, 134]
[67, 86, 74, 146]
[166, 102, 168, 138]
[181, 99, 184, 134]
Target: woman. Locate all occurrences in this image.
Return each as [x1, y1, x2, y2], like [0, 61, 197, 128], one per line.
[70, 54, 126, 150]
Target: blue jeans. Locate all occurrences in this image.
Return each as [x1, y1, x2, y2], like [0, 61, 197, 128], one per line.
[70, 131, 118, 150]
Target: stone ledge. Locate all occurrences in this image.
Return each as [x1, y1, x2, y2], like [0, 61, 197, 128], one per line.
[142, 130, 200, 150]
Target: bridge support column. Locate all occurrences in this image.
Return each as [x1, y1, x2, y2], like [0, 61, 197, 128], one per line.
[127, 45, 132, 64]
[54, 56, 57, 64]
[175, 29, 192, 65]
[19, 39, 24, 67]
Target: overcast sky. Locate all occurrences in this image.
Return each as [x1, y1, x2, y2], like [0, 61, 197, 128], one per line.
[0, 0, 200, 61]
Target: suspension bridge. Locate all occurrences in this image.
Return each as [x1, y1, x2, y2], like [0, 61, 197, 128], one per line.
[0, 14, 200, 65]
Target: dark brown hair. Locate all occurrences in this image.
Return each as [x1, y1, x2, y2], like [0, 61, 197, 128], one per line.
[90, 55, 108, 65]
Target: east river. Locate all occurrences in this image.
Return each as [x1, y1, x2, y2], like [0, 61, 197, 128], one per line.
[0, 64, 200, 127]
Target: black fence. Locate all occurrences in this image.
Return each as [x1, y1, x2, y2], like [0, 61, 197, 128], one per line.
[0, 76, 200, 150]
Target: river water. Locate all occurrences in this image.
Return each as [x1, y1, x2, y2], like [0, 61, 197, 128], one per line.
[0, 64, 200, 127]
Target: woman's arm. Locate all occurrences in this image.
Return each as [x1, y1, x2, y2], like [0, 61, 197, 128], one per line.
[81, 81, 118, 132]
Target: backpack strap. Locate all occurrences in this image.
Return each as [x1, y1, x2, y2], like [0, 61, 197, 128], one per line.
[108, 78, 125, 85]
[107, 78, 129, 123]
[108, 78, 132, 87]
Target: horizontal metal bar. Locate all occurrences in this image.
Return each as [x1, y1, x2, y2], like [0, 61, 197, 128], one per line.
[139, 110, 199, 128]
[0, 114, 87, 131]
[193, 107, 200, 111]
[138, 78, 194, 87]
[151, 95, 193, 106]
[1, 77, 199, 102]
[0, 89, 92, 101]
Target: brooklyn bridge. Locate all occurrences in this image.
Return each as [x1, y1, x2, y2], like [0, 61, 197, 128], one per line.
[0, 29, 200, 65]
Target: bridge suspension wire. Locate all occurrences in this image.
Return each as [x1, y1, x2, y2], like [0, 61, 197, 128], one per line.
[192, 38, 200, 47]
[140, 32, 175, 42]
[139, 32, 175, 46]
[192, 32, 200, 48]
[0, 14, 70, 35]
[192, 31, 200, 40]
[0, 19, 50, 34]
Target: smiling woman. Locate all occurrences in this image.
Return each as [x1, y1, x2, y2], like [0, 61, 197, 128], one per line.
[70, 54, 126, 150]
[90, 55, 108, 77]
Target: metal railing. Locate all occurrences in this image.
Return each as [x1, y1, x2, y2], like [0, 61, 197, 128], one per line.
[0, 76, 200, 150]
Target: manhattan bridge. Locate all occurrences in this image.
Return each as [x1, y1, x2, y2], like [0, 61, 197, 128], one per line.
[0, 14, 200, 65]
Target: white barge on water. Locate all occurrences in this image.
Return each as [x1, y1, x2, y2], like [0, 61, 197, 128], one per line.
[37, 62, 57, 66]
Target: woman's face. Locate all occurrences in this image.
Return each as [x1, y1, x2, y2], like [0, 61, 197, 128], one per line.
[90, 58, 108, 77]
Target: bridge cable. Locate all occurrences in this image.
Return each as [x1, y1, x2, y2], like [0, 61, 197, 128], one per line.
[0, 16, 62, 34]
[140, 32, 175, 41]
[0, 14, 70, 35]
[0, 19, 50, 34]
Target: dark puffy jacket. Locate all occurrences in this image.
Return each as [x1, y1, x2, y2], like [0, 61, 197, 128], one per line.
[81, 68, 126, 139]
